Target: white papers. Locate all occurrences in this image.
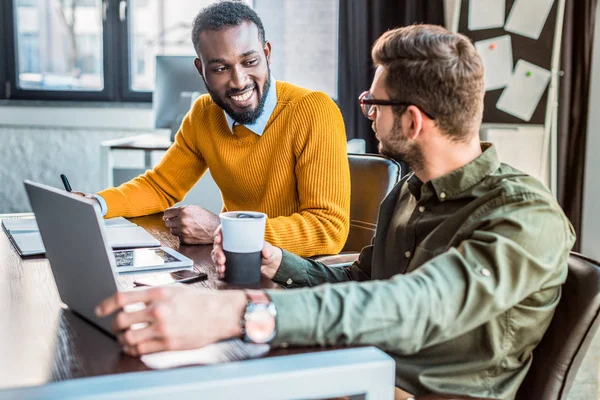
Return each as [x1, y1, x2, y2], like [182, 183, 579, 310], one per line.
[505, 0, 555, 40]
[106, 226, 160, 249]
[485, 126, 546, 183]
[104, 217, 136, 228]
[1, 218, 38, 234]
[3, 216, 159, 256]
[497, 60, 551, 121]
[475, 35, 513, 91]
[141, 339, 270, 369]
[468, 0, 505, 31]
[9, 232, 45, 256]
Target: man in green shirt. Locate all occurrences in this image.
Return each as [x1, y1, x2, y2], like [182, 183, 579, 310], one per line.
[96, 25, 575, 399]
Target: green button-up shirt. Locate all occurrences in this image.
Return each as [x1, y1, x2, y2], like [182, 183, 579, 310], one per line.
[266, 143, 575, 399]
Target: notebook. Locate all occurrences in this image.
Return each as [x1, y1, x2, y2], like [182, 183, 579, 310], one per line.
[2, 215, 160, 257]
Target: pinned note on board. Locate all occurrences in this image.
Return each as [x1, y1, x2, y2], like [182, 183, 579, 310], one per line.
[468, 0, 506, 31]
[475, 35, 514, 91]
[496, 60, 551, 121]
[485, 126, 546, 182]
[505, 0, 555, 40]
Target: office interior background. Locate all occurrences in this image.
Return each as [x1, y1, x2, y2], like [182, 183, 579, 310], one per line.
[0, 0, 599, 397]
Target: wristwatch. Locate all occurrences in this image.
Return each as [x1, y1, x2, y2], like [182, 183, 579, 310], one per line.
[242, 290, 277, 344]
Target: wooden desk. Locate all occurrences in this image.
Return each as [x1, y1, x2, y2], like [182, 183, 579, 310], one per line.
[0, 213, 302, 390]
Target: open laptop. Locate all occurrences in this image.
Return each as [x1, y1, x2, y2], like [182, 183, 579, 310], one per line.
[24, 180, 120, 336]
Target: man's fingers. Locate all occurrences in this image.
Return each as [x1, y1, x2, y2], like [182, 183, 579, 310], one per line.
[124, 338, 168, 356]
[213, 226, 222, 243]
[96, 287, 168, 317]
[262, 243, 271, 260]
[112, 307, 153, 332]
[118, 323, 161, 346]
[163, 206, 183, 220]
[212, 245, 225, 265]
[164, 217, 181, 229]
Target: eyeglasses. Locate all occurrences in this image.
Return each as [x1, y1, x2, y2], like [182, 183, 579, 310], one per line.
[358, 91, 436, 121]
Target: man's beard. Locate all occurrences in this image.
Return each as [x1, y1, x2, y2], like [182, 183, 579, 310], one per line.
[379, 116, 424, 172]
[204, 71, 271, 125]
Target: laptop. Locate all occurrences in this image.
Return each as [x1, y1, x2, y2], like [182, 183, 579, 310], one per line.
[24, 180, 121, 336]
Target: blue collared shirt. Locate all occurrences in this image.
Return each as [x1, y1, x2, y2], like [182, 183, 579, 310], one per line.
[95, 77, 278, 217]
[224, 76, 277, 136]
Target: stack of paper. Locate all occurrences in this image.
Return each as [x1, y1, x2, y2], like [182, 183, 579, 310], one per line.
[2, 216, 160, 257]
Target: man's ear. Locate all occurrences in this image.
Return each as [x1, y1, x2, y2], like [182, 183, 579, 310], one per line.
[263, 41, 272, 66]
[406, 105, 424, 140]
[194, 58, 204, 78]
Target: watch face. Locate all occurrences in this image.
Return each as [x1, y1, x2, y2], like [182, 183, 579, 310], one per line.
[244, 303, 276, 344]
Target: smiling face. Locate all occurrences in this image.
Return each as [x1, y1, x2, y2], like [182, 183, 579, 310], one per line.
[194, 22, 271, 125]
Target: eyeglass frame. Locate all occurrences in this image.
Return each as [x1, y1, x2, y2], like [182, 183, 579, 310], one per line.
[358, 91, 436, 121]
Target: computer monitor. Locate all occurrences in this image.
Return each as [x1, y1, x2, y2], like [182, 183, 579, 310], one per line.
[153, 55, 207, 133]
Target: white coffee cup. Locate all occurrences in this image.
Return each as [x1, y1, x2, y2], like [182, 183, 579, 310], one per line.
[219, 211, 267, 285]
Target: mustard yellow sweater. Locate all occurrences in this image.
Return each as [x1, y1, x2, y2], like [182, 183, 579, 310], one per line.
[98, 81, 350, 257]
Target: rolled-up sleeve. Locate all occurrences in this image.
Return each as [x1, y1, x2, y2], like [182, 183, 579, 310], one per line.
[267, 194, 575, 352]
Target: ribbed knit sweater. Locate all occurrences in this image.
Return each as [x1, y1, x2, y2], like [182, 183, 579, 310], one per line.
[98, 81, 350, 257]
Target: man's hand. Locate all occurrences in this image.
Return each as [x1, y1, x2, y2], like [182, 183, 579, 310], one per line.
[72, 191, 100, 204]
[163, 205, 220, 244]
[211, 226, 283, 280]
[95, 286, 246, 356]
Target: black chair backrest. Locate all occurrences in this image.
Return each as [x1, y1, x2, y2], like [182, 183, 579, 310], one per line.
[516, 252, 600, 400]
[344, 154, 401, 253]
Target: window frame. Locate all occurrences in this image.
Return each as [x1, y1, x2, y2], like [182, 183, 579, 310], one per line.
[117, 0, 151, 102]
[0, 1, 7, 99]
[1, 0, 339, 103]
[4, 0, 119, 101]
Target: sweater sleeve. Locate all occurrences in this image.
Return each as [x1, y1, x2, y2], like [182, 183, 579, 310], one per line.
[263, 92, 351, 257]
[97, 109, 208, 218]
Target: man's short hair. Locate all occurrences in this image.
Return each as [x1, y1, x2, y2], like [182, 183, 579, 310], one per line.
[191, 0, 266, 55]
[372, 24, 484, 141]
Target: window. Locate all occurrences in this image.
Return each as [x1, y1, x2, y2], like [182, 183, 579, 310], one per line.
[254, 0, 339, 98]
[0, 0, 339, 102]
[125, 0, 216, 95]
[15, 0, 104, 91]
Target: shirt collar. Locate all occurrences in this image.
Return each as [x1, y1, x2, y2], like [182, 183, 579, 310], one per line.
[224, 76, 277, 136]
[407, 142, 500, 201]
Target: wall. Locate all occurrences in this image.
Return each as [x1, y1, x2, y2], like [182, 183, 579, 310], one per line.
[0, 121, 158, 213]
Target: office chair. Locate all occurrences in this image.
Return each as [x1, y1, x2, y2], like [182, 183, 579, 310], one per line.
[315, 153, 401, 266]
[514, 251, 600, 400]
[410, 251, 600, 400]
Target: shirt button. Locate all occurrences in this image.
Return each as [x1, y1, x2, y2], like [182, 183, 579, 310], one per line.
[440, 192, 447, 199]
[418, 206, 426, 213]
[286, 278, 293, 285]
[404, 251, 411, 258]
[480, 268, 491, 277]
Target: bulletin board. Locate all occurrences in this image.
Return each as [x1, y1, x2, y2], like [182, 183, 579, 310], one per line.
[456, 0, 560, 125]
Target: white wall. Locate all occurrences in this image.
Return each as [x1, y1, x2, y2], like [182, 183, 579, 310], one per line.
[581, 1, 600, 259]
[0, 122, 157, 213]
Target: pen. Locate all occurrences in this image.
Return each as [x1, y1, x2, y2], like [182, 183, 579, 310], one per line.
[60, 174, 72, 192]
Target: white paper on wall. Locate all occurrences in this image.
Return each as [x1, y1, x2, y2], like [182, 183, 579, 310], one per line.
[475, 35, 514, 91]
[468, 0, 506, 31]
[484, 126, 546, 183]
[505, 0, 555, 40]
[496, 60, 551, 121]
